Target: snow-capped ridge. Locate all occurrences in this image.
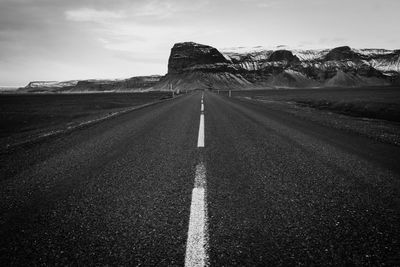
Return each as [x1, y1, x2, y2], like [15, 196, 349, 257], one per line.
[161, 42, 400, 90]
[220, 45, 400, 75]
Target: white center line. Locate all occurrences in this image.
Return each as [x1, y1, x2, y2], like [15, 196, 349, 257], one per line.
[185, 96, 209, 266]
[197, 114, 204, 147]
[185, 162, 209, 267]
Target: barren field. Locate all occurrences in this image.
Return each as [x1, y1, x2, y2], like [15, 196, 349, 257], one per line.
[0, 92, 172, 148]
[226, 87, 400, 146]
[229, 87, 400, 122]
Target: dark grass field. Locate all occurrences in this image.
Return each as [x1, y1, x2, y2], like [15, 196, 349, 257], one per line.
[227, 87, 400, 122]
[0, 92, 172, 147]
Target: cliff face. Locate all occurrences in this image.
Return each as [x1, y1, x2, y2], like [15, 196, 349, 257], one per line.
[154, 42, 400, 91]
[168, 42, 230, 73]
[153, 42, 252, 91]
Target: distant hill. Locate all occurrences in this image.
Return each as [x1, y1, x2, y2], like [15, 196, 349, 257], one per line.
[0, 86, 19, 92]
[18, 76, 162, 93]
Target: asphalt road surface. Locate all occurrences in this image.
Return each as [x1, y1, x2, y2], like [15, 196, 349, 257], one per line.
[1, 91, 399, 266]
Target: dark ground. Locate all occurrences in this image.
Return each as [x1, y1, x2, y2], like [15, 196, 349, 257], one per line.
[1, 89, 400, 265]
[0, 92, 172, 148]
[226, 86, 400, 122]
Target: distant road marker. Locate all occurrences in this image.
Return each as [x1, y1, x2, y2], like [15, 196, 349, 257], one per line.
[197, 114, 204, 147]
[197, 97, 205, 147]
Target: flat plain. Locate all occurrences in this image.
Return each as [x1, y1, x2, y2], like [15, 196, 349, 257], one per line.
[229, 86, 400, 122]
[0, 92, 172, 148]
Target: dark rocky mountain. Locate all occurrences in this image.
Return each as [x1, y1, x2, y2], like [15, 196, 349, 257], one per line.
[324, 46, 361, 61]
[268, 50, 300, 63]
[155, 42, 400, 91]
[153, 42, 254, 91]
[167, 42, 230, 73]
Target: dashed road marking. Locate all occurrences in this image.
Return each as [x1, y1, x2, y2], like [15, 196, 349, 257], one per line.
[185, 95, 209, 266]
[185, 162, 209, 267]
[197, 114, 204, 147]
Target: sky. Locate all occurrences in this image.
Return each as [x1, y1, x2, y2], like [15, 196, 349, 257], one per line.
[1, 0, 399, 86]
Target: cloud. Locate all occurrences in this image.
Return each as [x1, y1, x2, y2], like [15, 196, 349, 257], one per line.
[65, 8, 125, 22]
[238, 0, 283, 7]
[238, 0, 322, 8]
[318, 37, 349, 47]
[132, 0, 177, 18]
[63, 1, 211, 56]
[133, 0, 209, 17]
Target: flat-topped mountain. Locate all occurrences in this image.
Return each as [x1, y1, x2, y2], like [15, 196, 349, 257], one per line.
[152, 42, 253, 91]
[168, 42, 230, 74]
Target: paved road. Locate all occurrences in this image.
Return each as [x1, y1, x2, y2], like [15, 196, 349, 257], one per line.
[1, 91, 399, 266]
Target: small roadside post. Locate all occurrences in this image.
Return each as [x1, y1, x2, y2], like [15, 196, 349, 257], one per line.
[229, 90, 231, 97]
[169, 83, 174, 98]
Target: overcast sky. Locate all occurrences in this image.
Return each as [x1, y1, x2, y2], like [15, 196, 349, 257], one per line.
[1, 0, 399, 86]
